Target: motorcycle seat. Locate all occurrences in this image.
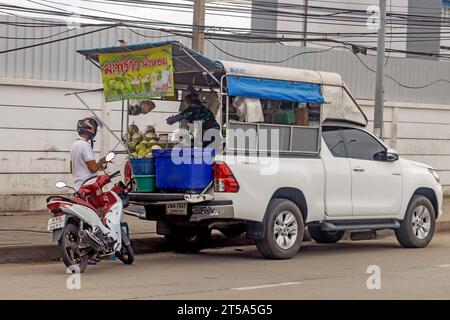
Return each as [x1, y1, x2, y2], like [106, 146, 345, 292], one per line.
[47, 195, 98, 213]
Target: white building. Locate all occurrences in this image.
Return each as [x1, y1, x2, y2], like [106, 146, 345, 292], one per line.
[252, 0, 447, 58]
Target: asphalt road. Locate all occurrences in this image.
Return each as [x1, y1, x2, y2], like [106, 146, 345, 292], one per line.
[1, 233, 450, 300]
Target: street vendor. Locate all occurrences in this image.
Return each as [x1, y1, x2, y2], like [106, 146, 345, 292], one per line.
[166, 90, 220, 147]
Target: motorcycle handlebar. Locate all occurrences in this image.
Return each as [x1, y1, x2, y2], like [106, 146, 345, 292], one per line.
[109, 170, 121, 179]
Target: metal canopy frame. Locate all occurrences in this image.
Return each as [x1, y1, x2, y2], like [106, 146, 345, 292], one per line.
[69, 40, 226, 153]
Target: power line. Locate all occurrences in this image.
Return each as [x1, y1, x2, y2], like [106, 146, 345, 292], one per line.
[0, 24, 115, 54]
[23, 0, 450, 29]
[206, 37, 344, 63]
[3, 2, 450, 42]
[4, 0, 450, 40]
[350, 48, 450, 89]
[1, 2, 450, 59]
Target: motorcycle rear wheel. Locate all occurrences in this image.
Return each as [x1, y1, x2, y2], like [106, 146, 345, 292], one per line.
[58, 222, 89, 273]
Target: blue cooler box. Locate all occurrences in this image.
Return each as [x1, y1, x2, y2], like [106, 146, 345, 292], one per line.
[152, 148, 215, 192]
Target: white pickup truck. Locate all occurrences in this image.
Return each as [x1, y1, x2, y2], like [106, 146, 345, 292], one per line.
[128, 60, 443, 259]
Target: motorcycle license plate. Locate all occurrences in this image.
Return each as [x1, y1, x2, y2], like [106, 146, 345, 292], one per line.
[166, 202, 188, 216]
[47, 216, 66, 231]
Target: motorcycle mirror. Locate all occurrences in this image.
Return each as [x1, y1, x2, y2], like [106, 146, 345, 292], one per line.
[105, 152, 116, 162]
[55, 181, 67, 189]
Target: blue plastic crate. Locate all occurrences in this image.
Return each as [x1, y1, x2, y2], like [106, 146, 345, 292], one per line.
[152, 148, 215, 192]
[129, 158, 154, 176]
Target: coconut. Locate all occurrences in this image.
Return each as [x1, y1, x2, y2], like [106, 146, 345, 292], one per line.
[135, 143, 146, 153]
[151, 144, 162, 151]
[146, 139, 158, 148]
[139, 100, 156, 114]
[127, 142, 137, 152]
[143, 132, 157, 141]
[144, 125, 156, 134]
[137, 148, 148, 158]
[132, 133, 143, 144]
[122, 132, 131, 142]
[128, 124, 139, 135]
[129, 104, 141, 116]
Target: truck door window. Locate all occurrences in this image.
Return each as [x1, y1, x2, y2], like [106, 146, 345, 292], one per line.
[322, 127, 347, 158]
[342, 129, 386, 161]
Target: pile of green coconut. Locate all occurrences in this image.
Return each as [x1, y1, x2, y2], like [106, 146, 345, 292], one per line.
[124, 124, 163, 158]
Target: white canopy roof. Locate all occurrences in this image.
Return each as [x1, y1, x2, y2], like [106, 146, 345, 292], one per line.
[218, 60, 368, 127]
[219, 60, 344, 87]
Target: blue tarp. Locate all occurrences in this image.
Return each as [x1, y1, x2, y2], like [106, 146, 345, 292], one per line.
[227, 76, 324, 103]
[444, 0, 450, 7]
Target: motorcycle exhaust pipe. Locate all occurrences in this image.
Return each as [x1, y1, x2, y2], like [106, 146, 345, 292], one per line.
[79, 230, 104, 251]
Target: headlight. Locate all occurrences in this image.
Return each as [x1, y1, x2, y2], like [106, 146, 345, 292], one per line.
[428, 169, 440, 183]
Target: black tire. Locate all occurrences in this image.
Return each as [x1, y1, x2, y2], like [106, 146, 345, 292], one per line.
[256, 199, 304, 259]
[165, 226, 211, 253]
[58, 222, 88, 273]
[308, 225, 345, 244]
[395, 195, 436, 248]
[117, 243, 135, 265]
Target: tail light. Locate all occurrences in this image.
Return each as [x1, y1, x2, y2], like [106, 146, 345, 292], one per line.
[214, 162, 239, 193]
[47, 202, 71, 215]
[124, 160, 132, 183]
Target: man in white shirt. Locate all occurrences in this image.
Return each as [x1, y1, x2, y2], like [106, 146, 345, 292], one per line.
[71, 117, 107, 190]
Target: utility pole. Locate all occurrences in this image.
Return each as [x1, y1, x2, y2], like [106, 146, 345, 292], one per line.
[303, 0, 308, 47]
[374, 0, 387, 139]
[192, 0, 206, 54]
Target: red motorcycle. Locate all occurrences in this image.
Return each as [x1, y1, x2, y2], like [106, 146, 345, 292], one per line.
[47, 153, 134, 273]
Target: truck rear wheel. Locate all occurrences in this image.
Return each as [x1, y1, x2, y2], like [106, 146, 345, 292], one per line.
[165, 226, 211, 253]
[395, 195, 436, 248]
[256, 199, 304, 259]
[308, 226, 345, 244]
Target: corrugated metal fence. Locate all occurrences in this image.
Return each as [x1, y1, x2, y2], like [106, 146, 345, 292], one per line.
[1, 15, 450, 105]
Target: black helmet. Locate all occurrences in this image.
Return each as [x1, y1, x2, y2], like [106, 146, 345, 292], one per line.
[77, 117, 99, 140]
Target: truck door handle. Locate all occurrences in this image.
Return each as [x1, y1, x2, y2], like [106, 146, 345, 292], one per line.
[353, 166, 365, 172]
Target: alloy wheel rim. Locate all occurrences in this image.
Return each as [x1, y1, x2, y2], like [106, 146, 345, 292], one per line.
[411, 205, 431, 240]
[273, 211, 298, 250]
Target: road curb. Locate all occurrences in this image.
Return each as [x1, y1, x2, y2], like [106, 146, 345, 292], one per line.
[0, 223, 448, 264]
[0, 235, 254, 264]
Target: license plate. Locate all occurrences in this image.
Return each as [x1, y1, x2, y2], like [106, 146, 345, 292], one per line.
[47, 216, 66, 231]
[166, 202, 188, 216]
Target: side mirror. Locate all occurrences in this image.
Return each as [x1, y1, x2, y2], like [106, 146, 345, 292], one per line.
[55, 181, 67, 189]
[386, 149, 399, 162]
[105, 152, 116, 162]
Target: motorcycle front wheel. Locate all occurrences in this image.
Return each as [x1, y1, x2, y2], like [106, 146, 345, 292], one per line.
[116, 242, 135, 265]
[58, 222, 89, 273]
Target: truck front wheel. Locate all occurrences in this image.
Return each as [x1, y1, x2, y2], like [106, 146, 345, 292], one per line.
[308, 226, 345, 244]
[165, 226, 211, 253]
[395, 195, 436, 248]
[256, 199, 304, 259]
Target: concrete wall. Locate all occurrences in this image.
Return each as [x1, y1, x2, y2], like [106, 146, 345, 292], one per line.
[1, 79, 450, 212]
[0, 79, 179, 212]
[360, 100, 450, 195]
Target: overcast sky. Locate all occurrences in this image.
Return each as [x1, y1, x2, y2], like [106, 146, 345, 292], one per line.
[1, 0, 250, 29]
